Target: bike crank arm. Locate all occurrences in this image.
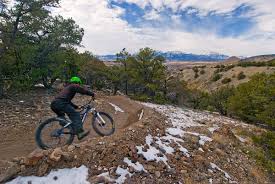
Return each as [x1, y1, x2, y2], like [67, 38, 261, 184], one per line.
[64, 122, 72, 128]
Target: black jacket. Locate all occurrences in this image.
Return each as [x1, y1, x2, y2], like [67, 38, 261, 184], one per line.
[54, 84, 94, 108]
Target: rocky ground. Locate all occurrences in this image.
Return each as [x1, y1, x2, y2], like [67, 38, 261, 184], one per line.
[0, 89, 274, 183]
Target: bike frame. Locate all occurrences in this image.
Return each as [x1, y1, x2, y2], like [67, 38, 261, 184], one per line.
[61, 102, 107, 130]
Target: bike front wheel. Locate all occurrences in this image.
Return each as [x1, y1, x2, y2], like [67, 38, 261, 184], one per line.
[92, 112, 115, 136]
[35, 118, 75, 149]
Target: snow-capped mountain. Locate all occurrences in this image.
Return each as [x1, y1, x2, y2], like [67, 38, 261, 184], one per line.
[98, 54, 118, 61]
[98, 51, 229, 61]
[156, 51, 229, 61]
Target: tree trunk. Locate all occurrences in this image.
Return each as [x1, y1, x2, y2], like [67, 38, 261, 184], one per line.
[11, 2, 24, 44]
[164, 79, 167, 96]
[113, 84, 118, 95]
[133, 86, 136, 95]
[125, 79, 128, 95]
[124, 63, 128, 95]
[0, 79, 4, 98]
[42, 76, 57, 89]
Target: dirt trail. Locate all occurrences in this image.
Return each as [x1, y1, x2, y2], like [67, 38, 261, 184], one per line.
[0, 90, 273, 184]
[0, 91, 143, 161]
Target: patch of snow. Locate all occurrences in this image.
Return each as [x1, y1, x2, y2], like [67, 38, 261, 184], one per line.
[183, 131, 200, 136]
[235, 135, 246, 143]
[199, 135, 213, 145]
[109, 102, 124, 113]
[34, 83, 45, 87]
[143, 103, 243, 128]
[161, 134, 184, 143]
[198, 148, 204, 152]
[209, 178, 213, 184]
[7, 165, 89, 184]
[181, 131, 212, 146]
[208, 169, 213, 173]
[176, 142, 190, 157]
[161, 134, 189, 157]
[139, 102, 243, 183]
[162, 134, 190, 156]
[138, 109, 144, 120]
[208, 125, 219, 133]
[145, 134, 153, 145]
[98, 172, 115, 182]
[115, 167, 132, 184]
[155, 137, 175, 154]
[123, 157, 147, 172]
[142, 103, 202, 129]
[136, 135, 169, 166]
[166, 127, 185, 137]
[210, 162, 236, 183]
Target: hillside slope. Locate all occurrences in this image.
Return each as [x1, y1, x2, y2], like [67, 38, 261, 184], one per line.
[0, 93, 273, 183]
[167, 61, 275, 91]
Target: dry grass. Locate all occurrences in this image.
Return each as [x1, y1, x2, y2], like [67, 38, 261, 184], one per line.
[167, 61, 275, 91]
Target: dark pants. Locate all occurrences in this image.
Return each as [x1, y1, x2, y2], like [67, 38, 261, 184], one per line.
[51, 99, 83, 133]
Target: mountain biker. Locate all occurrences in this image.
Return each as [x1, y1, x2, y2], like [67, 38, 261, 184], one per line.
[50, 76, 95, 140]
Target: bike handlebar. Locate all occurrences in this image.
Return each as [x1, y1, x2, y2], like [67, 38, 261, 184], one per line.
[79, 97, 95, 109]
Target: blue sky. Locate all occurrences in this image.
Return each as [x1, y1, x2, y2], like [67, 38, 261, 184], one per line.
[52, 0, 275, 56]
[110, 1, 255, 38]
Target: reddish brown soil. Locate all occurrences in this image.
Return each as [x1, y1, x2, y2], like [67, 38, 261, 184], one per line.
[0, 90, 143, 161]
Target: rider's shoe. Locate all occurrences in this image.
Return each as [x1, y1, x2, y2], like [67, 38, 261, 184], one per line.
[77, 130, 90, 140]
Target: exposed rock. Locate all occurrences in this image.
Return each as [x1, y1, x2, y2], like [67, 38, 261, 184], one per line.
[67, 145, 76, 152]
[214, 148, 226, 157]
[90, 176, 110, 184]
[1, 96, 272, 184]
[144, 165, 155, 174]
[129, 145, 138, 161]
[11, 157, 22, 164]
[129, 166, 135, 173]
[49, 148, 63, 162]
[155, 171, 161, 178]
[180, 169, 187, 174]
[138, 124, 145, 128]
[20, 165, 26, 172]
[62, 152, 74, 162]
[37, 163, 49, 176]
[24, 149, 44, 166]
[0, 163, 20, 183]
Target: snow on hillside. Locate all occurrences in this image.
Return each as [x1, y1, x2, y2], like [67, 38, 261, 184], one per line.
[7, 166, 89, 184]
[7, 103, 257, 184]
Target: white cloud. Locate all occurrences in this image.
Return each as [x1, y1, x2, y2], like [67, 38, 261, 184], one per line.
[179, 0, 245, 15]
[52, 0, 145, 54]
[52, 0, 275, 56]
[115, 0, 150, 9]
[143, 9, 161, 20]
[133, 28, 275, 56]
[119, 0, 275, 34]
[186, 8, 198, 15]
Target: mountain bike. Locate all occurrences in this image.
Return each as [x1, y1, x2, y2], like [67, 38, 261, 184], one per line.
[35, 99, 115, 149]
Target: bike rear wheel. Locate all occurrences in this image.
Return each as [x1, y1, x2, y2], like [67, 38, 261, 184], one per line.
[92, 112, 115, 136]
[35, 118, 74, 149]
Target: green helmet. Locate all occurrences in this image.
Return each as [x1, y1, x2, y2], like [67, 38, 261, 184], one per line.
[70, 76, 82, 84]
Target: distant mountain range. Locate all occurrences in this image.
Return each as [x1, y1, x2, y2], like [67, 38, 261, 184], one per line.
[156, 51, 230, 61]
[239, 54, 275, 63]
[98, 51, 230, 62]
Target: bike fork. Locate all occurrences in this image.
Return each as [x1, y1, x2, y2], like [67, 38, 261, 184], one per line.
[97, 113, 106, 126]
